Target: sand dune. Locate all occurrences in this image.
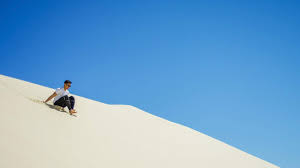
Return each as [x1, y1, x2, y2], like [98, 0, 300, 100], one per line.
[0, 74, 278, 168]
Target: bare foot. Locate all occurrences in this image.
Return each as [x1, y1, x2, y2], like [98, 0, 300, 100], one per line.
[69, 109, 77, 115]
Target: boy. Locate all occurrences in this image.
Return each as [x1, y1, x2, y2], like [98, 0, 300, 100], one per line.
[44, 80, 76, 115]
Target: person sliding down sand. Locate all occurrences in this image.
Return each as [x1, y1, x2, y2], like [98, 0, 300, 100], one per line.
[44, 80, 77, 115]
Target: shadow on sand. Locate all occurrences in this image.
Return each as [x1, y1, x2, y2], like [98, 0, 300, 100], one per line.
[26, 97, 77, 117]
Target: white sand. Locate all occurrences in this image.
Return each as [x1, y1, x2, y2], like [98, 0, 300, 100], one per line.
[0, 74, 279, 168]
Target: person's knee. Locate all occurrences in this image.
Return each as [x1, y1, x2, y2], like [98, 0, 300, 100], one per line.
[69, 96, 75, 103]
[62, 95, 69, 99]
[62, 95, 70, 102]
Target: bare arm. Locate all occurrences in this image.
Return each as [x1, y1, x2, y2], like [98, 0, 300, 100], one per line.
[44, 92, 57, 103]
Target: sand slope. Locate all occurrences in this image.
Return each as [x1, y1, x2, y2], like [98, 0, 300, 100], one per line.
[0, 74, 278, 168]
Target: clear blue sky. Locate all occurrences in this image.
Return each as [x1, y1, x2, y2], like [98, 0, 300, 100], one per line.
[1, 0, 299, 167]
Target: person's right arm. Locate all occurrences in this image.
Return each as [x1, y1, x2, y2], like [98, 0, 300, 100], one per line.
[44, 92, 57, 103]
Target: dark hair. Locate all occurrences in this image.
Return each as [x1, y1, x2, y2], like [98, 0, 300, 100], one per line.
[64, 80, 72, 84]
